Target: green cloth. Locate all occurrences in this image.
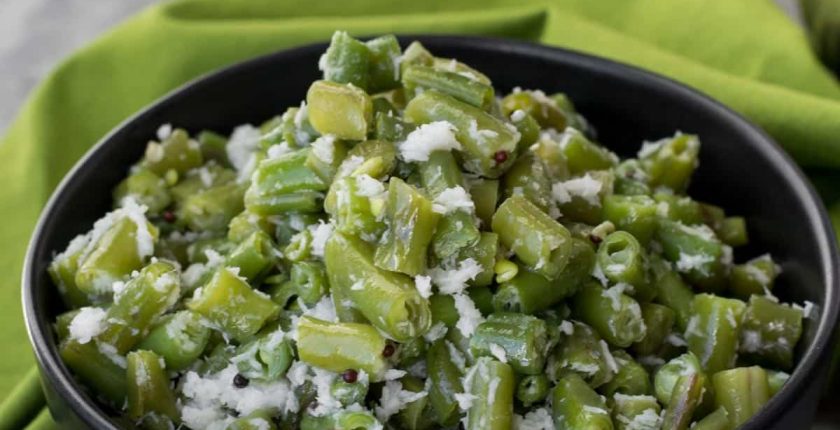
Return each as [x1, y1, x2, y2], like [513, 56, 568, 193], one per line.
[3, 0, 839, 427]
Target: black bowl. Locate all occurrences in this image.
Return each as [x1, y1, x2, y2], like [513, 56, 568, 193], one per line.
[22, 35, 840, 429]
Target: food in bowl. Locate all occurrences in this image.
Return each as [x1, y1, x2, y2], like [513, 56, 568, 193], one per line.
[48, 31, 812, 430]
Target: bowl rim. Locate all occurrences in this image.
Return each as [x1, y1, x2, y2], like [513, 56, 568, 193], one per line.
[22, 34, 840, 429]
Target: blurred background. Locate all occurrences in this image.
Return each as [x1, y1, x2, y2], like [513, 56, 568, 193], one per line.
[0, 0, 806, 133]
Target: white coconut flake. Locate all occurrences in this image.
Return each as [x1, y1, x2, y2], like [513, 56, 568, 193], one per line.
[337, 155, 365, 177]
[307, 221, 334, 258]
[156, 123, 173, 141]
[120, 197, 154, 258]
[600, 340, 619, 374]
[552, 174, 603, 206]
[559, 320, 575, 336]
[266, 142, 292, 160]
[413, 275, 433, 299]
[429, 258, 483, 295]
[446, 340, 467, 370]
[398, 121, 461, 162]
[510, 109, 527, 123]
[375, 380, 427, 422]
[513, 407, 555, 430]
[675, 252, 714, 273]
[383, 369, 407, 381]
[432, 186, 475, 215]
[355, 174, 386, 197]
[311, 135, 336, 164]
[452, 293, 485, 337]
[466, 119, 500, 147]
[68, 307, 107, 344]
[454, 392, 478, 411]
[226, 124, 262, 172]
[424, 322, 448, 343]
[489, 343, 508, 363]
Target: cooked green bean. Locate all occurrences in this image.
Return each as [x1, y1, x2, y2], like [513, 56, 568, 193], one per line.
[50, 32, 805, 428]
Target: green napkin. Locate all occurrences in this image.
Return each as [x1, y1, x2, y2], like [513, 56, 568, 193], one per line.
[3, 0, 840, 427]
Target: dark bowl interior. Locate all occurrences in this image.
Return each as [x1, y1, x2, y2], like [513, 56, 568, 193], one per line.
[23, 35, 840, 429]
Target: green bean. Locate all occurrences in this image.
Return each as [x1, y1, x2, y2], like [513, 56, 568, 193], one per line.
[365, 34, 402, 93]
[75, 214, 159, 297]
[404, 90, 519, 178]
[716, 216, 748, 247]
[517, 375, 550, 407]
[141, 128, 203, 176]
[464, 357, 515, 430]
[325, 231, 432, 341]
[502, 151, 553, 212]
[98, 261, 180, 354]
[373, 177, 439, 275]
[113, 169, 171, 215]
[136, 310, 211, 371]
[126, 350, 179, 429]
[573, 282, 647, 348]
[177, 182, 247, 233]
[431, 57, 492, 85]
[685, 294, 746, 374]
[548, 321, 614, 388]
[653, 192, 704, 224]
[501, 90, 568, 131]
[653, 352, 703, 405]
[397, 375, 435, 430]
[554, 170, 614, 225]
[232, 325, 293, 381]
[451, 232, 498, 288]
[632, 302, 676, 357]
[662, 372, 705, 430]
[419, 151, 480, 258]
[491, 195, 572, 279]
[301, 410, 382, 430]
[197, 130, 230, 167]
[729, 254, 780, 299]
[712, 366, 770, 428]
[227, 411, 277, 430]
[276, 105, 318, 148]
[305, 138, 349, 183]
[509, 110, 541, 153]
[187, 267, 280, 341]
[494, 237, 592, 314]
[331, 372, 369, 406]
[307, 80, 373, 141]
[656, 219, 728, 293]
[400, 41, 434, 73]
[319, 31, 370, 90]
[611, 393, 662, 430]
[613, 160, 651, 196]
[428, 287, 493, 328]
[245, 149, 329, 215]
[227, 210, 274, 243]
[469, 179, 499, 227]
[59, 340, 126, 406]
[551, 373, 613, 430]
[602, 194, 659, 246]
[49, 238, 93, 308]
[638, 133, 700, 193]
[739, 295, 803, 370]
[766, 370, 789, 396]
[597, 231, 648, 290]
[649, 254, 695, 332]
[297, 316, 387, 380]
[426, 339, 465, 426]
[374, 111, 414, 141]
[601, 350, 652, 396]
[691, 407, 730, 430]
[223, 230, 279, 282]
[557, 128, 617, 175]
[469, 312, 548, 375]
[531, 133, 570, 180]
[403, 65, 494, 110]
[338, 139, 397, 180]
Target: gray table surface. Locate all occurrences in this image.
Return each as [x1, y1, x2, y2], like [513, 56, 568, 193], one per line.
[0, 0, 837, 427]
